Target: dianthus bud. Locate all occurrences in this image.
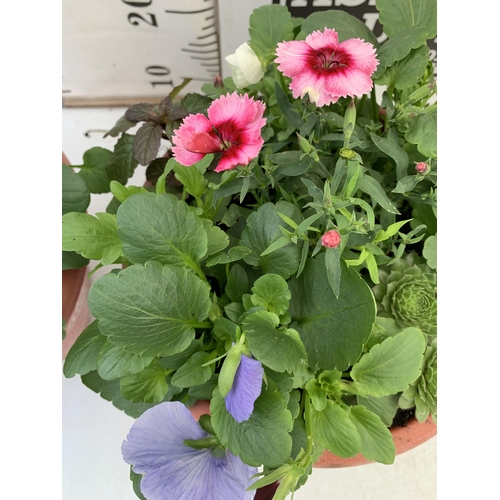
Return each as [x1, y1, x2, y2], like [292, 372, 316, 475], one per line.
[343, 99, 357, 140]
[415, 162, 430, 175]
[321, 230, 341, 249]
[297, 133, 314, 154]
[213, 75, 224, 88]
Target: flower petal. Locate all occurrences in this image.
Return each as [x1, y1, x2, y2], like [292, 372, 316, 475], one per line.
[275, 40, 313, 77]
[338, 38, 379, 74]
[234, 43, 264, 85]
[208, 92, 265, 131]
[224, 355, 264, 422]
[304, 28, 339, 50]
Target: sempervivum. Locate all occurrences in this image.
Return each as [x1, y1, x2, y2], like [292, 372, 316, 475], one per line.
[399, 339, 437, 423]
[373, 253, 437, 337]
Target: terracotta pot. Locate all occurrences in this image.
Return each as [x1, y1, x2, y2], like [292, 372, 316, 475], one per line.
[188, 400, 437, 469]
[62, 152, 92, 358]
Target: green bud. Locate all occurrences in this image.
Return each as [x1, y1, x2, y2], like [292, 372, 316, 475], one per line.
[343, 99, 356, 140]
[198, 414, 215, 435]
[407, 84, 431, 103]
[340, 148, 356, 159]
[183, 436, 220, 450]
[218, 344, 243, 397]
[296, 133, 314, 154]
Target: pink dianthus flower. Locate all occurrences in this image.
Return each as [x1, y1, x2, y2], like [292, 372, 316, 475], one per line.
[275, 28, 378, 107]
[321, 230, 341, 249]
[172, 92, 266, 173]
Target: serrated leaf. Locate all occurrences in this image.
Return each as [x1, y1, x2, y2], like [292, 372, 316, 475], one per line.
[133, 122, 162, 166]
[88, 261, 211, 357]
[356, 394, 399, 427]
[243, 311, 307, 373]
[240, 202, 302, 279]
[302, 10, 378, 47]
[120, 360, 169, 403]
[370, 133, 409, 181]
[171, 352, 213, 388]
[377, 0, 437, 38]
[250, 274, 291, 316]
[62, 165, 90, 215]
[116, 193, 207, 271]
[75, 147, 114, 194]
[63, 320, 107, 378]
[202, 220, 230, 257]
[105, 134, 138, 184]
[249, 5, 294, 62]
[181, 93, 212, 114]
[405, 110, 437, 158]
[310, 400, 362, 457]
[125, 103, 158, 122]
[104, 115, 137, 138]
[210, 385, 293, 467]
[289, 254, 376, 370]
[96, 341, 154, 381]
[62, 212, 122, 265]
[351, 327, 426, 396]
[349, 405, 396, 464]
[81, 371, 161, 418]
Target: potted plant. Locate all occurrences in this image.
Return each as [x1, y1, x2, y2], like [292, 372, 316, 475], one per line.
[62, 1, 437, 498]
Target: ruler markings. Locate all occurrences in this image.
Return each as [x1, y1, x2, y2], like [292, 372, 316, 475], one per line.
[181, 48, 219, 53]
[197, 32, 217, 39]
[205, 15, 215, 20]
[188, 41, 218, 46]
[202, 23, 216, 30]
[164, 7, 214, 14]
[201, 63, 220, 67]
[181, 76, 214, 82]
[190, 56, 219, 60]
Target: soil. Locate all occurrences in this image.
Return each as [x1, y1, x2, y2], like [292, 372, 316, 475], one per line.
[392, 407, 415, 427]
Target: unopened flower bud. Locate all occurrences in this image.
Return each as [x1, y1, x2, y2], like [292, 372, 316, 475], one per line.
[321, 230, 341, 249]
[297, 133, 314, 154]
[415, 162, 430, 175]
[213, 75, 224, 88]
[343, 99, 357, 139]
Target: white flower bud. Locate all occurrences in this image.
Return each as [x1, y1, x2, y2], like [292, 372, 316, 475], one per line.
[225, 42, 264, 89]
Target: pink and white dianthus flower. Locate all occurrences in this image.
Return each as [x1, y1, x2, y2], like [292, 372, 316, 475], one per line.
[275, 28, 378, 107]
[172, 92, 266, 173]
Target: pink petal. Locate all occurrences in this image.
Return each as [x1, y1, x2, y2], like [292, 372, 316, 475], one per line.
[184, 132, 221, 154]
[305, 28, 339, 50]
[338, 38, 379, 73]
[323, 68, 374, 99]
[208, 92, 265, 131]
[275, 40, 313, 77]
[171, 145, 206, 166]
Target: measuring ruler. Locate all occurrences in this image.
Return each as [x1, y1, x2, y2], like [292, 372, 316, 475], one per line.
[62, 0, 222, 106]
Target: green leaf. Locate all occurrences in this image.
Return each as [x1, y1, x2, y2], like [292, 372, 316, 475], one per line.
[116, 193, 207, 271]
[242, 311, 307, 373]
[240, 202, 302, 279]
[181, 93, 212, 114]
[104, 115, 137, 138]
[88, 261, 211, 357]
[375, 45, 429, 90]
[206, 246, 252, 267]
[110, 181, 148, 203]
[305, 379, 328, 412]
[202, 220, 230, 257]
[324, 247, 341, 299]
[351, 327, 426, 396]
[392, 175, 419, 194]
[75, 147, 114, 194]
[250, 274, 291, 316]
[302, 10, 378, 47]
[171, 351, 213, 388]
[249, 5, 294, 62]
[133, 122, 162, 166]
[125, 102, 159, 122]
[288, 254, 376, 370]
[105, 134, 138, 184]
[120, 360, 169, 403]
[81, 370, 160, 418]
[225, 264, 249, 303]
[356, 394, 399, 427]
[218, 345, 243, 397]
[376, 0, 437, 38]
[130, 468, 147, 500]
[96, 341, 154, 381]
[62, 212, 122, 265]
[423, 235, 437, 269]
[374, 27, 430, 78]
[349, 405, 396, 464]
[274, 82, 304, 131]
[405, 110, 437, 158]
[62, 165, 90, 215]
[62, 251, 89, 270]
[210, 385, 293, 467]
[63, 320, 107, 378]
[358, 174, 400, 215]
[173, 162, 209, 198]
[369, 133, 409, 181]
[310, 400, 362, 458]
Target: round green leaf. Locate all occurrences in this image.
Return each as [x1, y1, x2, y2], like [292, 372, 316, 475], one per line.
[289, 254, 376, 371]
[62, 164, 90, 215]
[88, 261, 211, 357]
[250, 274, 291, 316]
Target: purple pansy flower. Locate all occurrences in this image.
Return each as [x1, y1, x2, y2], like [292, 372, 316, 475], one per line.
[225, 354, 264, 423]
[122, 402, 258, 500]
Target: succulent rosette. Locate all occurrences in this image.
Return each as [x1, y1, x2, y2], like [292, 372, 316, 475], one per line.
[373, 253, 437, 336]
[399, 339, 437, 423]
